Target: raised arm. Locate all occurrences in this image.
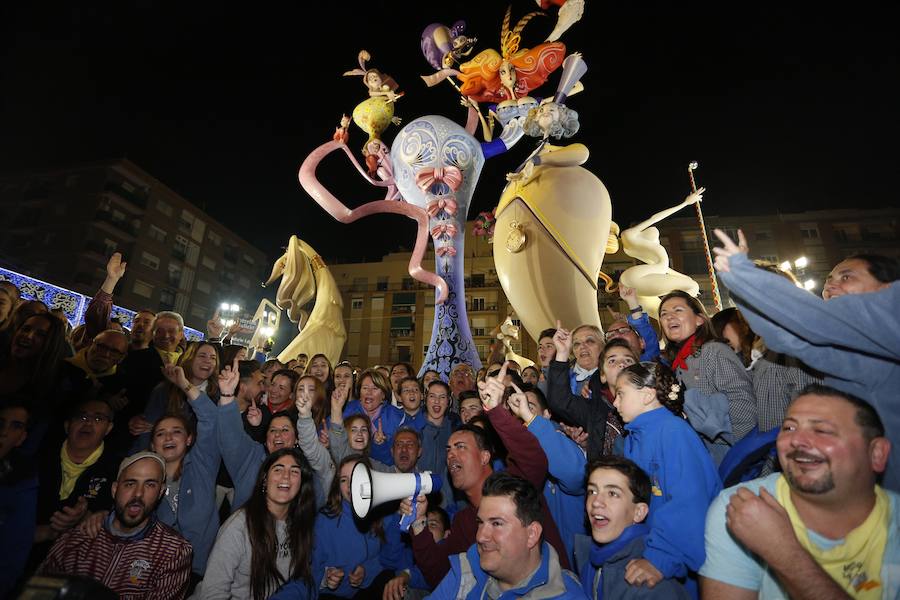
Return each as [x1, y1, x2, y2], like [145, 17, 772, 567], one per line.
[543, 323, 594, 430]
[624, 189, 704, 237]
[79, 252, 126, 348]
[526, 415, 586, 494]
[295, 388, 335, 509]
[714, 230, 900, 359]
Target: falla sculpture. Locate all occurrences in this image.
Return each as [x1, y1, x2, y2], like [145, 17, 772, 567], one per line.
[294, 4, 705, 372]
[264, 235, 346, 366]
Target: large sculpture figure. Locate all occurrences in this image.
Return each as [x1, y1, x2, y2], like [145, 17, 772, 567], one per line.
[619, 188, 705, 319]
[264, 235, 346, 366]
[391, 115, 485, 376]
[495, 143, 615, 341]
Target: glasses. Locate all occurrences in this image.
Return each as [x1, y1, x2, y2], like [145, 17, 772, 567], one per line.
[92, 342, 126, 358]
[604, 327, 635, 340]
[76, 413, 111, 424]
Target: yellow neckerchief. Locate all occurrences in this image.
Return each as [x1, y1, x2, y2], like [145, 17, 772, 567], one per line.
[59, 441, 104, 499]
[64, 348, 116, 382]
[156, 345, 183, 366]
[776, 475, 888, 597]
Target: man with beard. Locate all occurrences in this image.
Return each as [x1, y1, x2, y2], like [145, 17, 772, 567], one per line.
[700, 385, 898, 599]
[38, 451, 192, 599]
[235, 359, 270, 441]
[128, 310, 156, 351]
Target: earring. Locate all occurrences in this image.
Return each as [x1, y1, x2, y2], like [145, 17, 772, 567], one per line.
[261, 478, 267, 492]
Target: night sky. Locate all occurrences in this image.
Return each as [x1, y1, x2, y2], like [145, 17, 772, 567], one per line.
[2, 2, 897, 263]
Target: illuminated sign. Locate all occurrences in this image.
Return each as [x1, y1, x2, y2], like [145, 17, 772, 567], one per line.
[0, 266, 204, 341]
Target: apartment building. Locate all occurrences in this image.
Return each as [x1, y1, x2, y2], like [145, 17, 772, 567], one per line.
[0, 159, 268, 330]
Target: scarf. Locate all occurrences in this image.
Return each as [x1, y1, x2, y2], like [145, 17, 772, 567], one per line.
[366, 402, 384, 427]
[671, 334, 698, 372]
[60, 441, 104, 499]
[581, 524, 649, 600]
[155, 346, 183, 366]
[573, 364, 598, 382]
[776, 475, 888, 597]
[65, 348, 116, 382]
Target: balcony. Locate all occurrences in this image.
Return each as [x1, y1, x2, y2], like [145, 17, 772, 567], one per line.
[467, 303, 498, 313]
[391, 305, 414, 314]
[94, 210, 138, 238]
[171, 247, 188, 262]
[104, 182, 148, 212]
[389, 329, 414, 339]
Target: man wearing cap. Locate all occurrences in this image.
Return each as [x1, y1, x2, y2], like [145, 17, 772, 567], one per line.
[38, 451, 192, 599]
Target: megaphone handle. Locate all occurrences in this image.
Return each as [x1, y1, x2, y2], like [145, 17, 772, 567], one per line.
[398, 474, 423, 532]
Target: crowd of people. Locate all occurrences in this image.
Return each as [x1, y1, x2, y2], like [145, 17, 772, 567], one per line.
[0, 231, 897, 600]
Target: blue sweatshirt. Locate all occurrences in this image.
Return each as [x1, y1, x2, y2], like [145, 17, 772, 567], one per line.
[628, 312, 661, 362]
[719, 252, 900, 491]
[398, 410, 426, 432]
[311, 501, 384, 597]
[156, 391, 220, 574]
[429, 542, 586, 600]
[528, 415, 587, 566]
[623, 407, 721, 578]
[343, 401, 406, 466]
[580, 525, 690, 600]
[0, 470, 38, 597]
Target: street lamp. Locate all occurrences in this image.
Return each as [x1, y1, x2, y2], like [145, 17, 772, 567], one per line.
[219, 302, 242, 328]
[779, 257, 817, 290]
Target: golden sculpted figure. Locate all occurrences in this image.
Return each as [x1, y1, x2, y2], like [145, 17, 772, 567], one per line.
[264, 235, 346, 365]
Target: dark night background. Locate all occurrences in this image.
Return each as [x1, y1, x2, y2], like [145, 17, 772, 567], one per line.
[2, 2, 897, 264]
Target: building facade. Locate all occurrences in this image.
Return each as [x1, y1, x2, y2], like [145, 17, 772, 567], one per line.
[655, 207, 900, 311]
[0, 159, 268, 330]
[325, 207, 899, 369]
[326, 225, 636, 369]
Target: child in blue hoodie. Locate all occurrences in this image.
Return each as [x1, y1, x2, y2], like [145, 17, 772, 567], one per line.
[312, 454, 389, 600]
[612, 362, 721, 595]
[581, 455, 690, 599]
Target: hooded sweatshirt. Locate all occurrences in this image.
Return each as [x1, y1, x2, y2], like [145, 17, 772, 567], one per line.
[623, 407, 721, 578]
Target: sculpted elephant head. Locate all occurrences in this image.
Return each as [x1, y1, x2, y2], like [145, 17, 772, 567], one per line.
[493, 143, 613, 340]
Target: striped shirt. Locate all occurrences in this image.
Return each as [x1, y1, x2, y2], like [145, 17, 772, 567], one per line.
[678, 341, 758, 441]
[751, 352, 823, 431]
[38, 516, 192, 599]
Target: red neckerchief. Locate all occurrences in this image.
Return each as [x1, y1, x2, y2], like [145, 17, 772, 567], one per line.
[671, 334, 698, 371]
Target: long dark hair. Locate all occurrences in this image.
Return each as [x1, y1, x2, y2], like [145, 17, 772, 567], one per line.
[659, 290, 717, 363]
[325, 454, 385, 541]
[3, 313, 67, 413]
[710, 307, 757, 367]
[165, 341, 220, 415]
[245, 447, 316, 600]
[618, 362, 684, 416]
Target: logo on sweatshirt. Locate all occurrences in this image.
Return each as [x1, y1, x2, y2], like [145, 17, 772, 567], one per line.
[86, 477, 107, 499]
[129, 559, 150, 583]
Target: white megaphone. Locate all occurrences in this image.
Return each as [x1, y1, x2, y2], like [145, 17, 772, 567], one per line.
[350, 462, 443, 529]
